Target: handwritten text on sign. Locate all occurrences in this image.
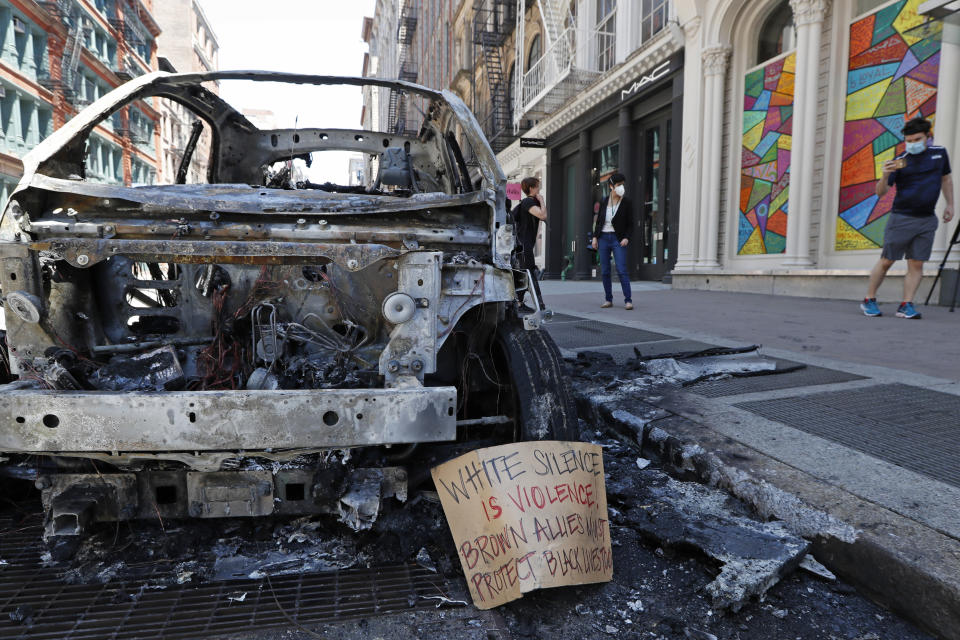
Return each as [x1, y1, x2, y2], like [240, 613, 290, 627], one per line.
[431, 441, 612, 609]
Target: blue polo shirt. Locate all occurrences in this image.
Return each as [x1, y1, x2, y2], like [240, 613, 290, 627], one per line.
[887, 144, 951, 217]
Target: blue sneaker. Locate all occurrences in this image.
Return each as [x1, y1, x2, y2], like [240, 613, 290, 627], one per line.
[860, 298, 882, 317]
[896, 302, 922, 319]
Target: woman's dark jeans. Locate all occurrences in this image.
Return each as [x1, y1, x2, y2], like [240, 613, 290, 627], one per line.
[598, 231, 632, 303]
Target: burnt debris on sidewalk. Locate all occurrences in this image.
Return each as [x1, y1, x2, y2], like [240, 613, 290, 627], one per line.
[0, 347, 934, 640]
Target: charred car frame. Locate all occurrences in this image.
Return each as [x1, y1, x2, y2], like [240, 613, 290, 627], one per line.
[0, 71, 576, 542]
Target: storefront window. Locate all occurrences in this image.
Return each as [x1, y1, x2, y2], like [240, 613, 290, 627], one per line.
[757, 1, 795, 65]
[836, 0, 942, 251]
[591, 142, 619, 201]
[739, 0, 796, 256]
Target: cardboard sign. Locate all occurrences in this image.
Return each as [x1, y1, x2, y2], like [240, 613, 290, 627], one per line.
[431, 441, 612, 609]
[506, 182, 523, 202]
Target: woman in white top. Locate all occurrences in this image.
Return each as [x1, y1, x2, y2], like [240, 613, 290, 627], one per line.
[591, 173, 634, 309]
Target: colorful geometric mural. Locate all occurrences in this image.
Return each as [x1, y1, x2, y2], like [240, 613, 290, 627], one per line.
[738, 53, 794, 255]
[836, 0, 942, 251]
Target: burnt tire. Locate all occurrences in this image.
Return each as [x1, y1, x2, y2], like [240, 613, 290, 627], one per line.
[495, 321, 579, 442]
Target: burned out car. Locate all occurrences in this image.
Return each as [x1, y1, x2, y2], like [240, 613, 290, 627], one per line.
[0, 72, 576, 542]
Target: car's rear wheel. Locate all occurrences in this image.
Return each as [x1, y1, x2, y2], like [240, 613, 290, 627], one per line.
[492, 320, 579, 442]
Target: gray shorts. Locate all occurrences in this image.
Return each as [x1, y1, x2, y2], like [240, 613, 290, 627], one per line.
[881, 213, 939, 261]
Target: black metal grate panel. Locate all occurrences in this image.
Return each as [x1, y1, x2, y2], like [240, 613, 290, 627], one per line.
[0, 515, 453, 640]
[545, 320, 674, 349]
[735, 383, 960, 488]
[688, 360, 866, 397]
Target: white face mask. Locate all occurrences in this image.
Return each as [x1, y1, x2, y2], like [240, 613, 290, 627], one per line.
[905, 140, 927, 155]
[613, 184, 625, 197]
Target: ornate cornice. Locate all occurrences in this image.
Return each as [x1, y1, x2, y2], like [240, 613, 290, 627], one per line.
[701, 45, 732, 77]
[789, 0, 830, 27]
[497, 139, 523, 165]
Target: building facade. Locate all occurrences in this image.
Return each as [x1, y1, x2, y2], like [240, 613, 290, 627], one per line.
[0, 0, 161, 206]
[508, 0, 683, 279]
[154, 0, 218, 184]
[671, 0, 959, 299]
[361, 0, 399, 135]
[362, 0, 959, 299]
[361, 1, 681, 275]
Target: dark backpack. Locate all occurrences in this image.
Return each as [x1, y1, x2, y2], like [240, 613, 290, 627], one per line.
[510, 202, 522, 229]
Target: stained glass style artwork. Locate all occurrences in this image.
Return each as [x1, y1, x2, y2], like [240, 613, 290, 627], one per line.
[837, 0, 942, 251]
[738, 53, 794, 255]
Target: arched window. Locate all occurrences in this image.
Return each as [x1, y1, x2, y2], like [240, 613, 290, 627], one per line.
[526, 34, 541, 73]
[757, 1, 795, 65]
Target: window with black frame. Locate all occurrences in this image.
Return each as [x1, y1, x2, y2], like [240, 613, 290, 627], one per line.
[596, 0, 616, 72]
[641, 0, 670, 43]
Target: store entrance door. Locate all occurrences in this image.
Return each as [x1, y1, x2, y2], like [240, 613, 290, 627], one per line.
[636, 113, 672, 281]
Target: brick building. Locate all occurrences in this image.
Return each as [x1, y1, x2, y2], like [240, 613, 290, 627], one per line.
[0, 0, 161, 207]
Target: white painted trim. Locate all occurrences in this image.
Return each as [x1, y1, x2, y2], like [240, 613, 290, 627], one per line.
[744, 46, 797, 75]
[850, 0, 903, 23]
[818, 0, 855, 265]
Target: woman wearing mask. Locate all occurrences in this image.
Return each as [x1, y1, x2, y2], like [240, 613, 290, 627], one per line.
[591, 172, 634, 310]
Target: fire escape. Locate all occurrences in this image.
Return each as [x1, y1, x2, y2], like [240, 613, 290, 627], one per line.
[514, 0, 596, 128]
[39, 0, 88, 105]
[388, 0, 418, 135]
[472, 0, 515, 152]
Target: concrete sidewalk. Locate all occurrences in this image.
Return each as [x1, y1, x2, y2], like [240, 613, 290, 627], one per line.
[538, 280, 960, 640]
[540, 280, 960, 381]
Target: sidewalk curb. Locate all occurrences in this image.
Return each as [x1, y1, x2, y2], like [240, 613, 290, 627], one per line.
[576, 389, 960, 640]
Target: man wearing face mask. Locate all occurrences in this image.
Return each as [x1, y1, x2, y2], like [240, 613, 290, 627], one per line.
[591, 172, 634, 310]
[861, 117, 954, 319]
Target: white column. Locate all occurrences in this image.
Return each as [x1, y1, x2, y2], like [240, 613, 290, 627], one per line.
[784, 0, 829, 267]
[615, 0, 633, 62]
[674, 16, 703, 270]
[932, 16, 960, 263]
[696, 44, 731, 269]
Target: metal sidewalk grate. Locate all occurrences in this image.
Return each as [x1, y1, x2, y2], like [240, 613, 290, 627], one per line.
[735, 383, 960, 488]
[688, 360, 866, 397]
[545, 320, 674, 349]
[0, 515, 453, 640]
